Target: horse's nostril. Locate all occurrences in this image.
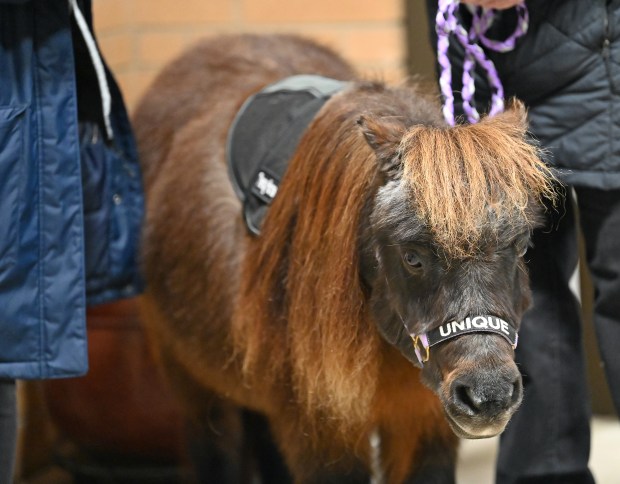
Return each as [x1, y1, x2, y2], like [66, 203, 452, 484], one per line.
[453, 383, 480, 415]
[511, 377, 523, 406]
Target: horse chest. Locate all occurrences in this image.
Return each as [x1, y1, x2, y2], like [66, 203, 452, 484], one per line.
[227, 74, 346, 234]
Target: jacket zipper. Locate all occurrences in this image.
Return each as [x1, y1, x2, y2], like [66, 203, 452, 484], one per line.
[603, 2, 610, 54]
[602, 0, 615, 92]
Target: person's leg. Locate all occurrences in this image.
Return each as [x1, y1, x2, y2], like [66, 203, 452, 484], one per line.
[576, 187, 620, 415]
[496, 194, 594, 484]
[0, 379, 17, 484]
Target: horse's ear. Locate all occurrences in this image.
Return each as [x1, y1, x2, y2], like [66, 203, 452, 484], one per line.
[492, 98, 528, 131]
[357, 115, 405, 175]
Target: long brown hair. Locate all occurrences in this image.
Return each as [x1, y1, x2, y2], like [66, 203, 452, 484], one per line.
[233, 85, 387, 437]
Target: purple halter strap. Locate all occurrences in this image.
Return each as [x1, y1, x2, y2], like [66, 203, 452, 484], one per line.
[436, 1, 529, 125]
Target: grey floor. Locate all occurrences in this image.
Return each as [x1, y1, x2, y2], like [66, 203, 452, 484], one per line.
[457, 416, 620, 483]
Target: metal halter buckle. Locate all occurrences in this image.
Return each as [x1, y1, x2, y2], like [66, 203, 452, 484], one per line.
[412, 335, 430, 365]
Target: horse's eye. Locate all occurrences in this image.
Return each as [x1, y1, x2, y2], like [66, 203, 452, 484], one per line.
[403, 251, 423, 270]
[515, 241, 529, 257]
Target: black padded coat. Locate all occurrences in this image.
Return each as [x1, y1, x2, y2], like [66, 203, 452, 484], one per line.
[426, 0, 620, 189]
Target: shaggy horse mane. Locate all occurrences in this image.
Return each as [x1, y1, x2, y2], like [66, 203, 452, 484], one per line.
[233, 82, 389, 437]
[231, 81, 555, 437]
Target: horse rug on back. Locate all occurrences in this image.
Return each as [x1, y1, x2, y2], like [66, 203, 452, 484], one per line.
[227, 74, 347, 234]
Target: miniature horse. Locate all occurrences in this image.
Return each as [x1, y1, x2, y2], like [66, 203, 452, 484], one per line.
[133, 34, 554, 483]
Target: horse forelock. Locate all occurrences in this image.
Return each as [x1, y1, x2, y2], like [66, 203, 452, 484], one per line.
[399, 111, 556, 259]
[233, 91, 382, 435]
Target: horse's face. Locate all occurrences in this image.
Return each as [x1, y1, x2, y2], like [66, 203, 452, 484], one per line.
[366, 180, 528, 439]
[358, 105, 551, 439]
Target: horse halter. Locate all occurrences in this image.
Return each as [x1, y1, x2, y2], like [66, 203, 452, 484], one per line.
[411, 315, 518, 367]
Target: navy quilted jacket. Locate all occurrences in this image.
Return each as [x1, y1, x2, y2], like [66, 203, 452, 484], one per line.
[427, 0, 620, 189]
[0, 0, 143, 379]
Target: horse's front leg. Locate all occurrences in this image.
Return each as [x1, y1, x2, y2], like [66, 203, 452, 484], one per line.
[400, 437, 456, 484]
[184, 397, 247, 484]
[282, 437, 456, 484]
[267, 413, 371, 484]
[298, 467, 370, 484]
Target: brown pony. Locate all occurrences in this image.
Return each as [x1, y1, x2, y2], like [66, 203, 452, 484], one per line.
[133, 34, 555, 483]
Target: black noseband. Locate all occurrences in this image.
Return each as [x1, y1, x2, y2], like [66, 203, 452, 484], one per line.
[411, 315, 518, 367]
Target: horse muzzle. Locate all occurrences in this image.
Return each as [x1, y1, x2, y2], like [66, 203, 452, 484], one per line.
[442, 364, 523, 439]
[412, 315, 523, 439]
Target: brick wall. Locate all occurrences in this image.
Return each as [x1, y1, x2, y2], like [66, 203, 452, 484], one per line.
[92, 0, 407, 111]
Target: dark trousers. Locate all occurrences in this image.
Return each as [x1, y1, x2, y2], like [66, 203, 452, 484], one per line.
[0, 379, 17, 484]
[496, 188, 620, 484]
[578, 188, 620, 411]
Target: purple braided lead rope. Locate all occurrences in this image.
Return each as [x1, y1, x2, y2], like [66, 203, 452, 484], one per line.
[472, 6, 529, 52]
[436, 1, 528, 125]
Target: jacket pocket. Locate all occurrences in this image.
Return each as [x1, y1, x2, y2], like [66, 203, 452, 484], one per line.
[0, 105, 26, 274]
[80, 121, 144, 304]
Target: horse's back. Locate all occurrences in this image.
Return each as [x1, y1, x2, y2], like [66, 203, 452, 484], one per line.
[134, 34, 356, 190]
